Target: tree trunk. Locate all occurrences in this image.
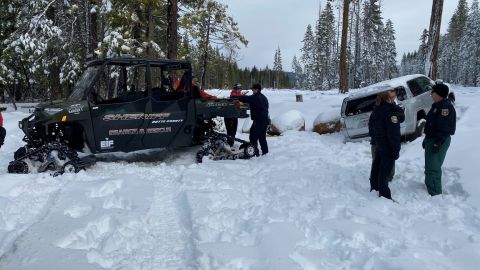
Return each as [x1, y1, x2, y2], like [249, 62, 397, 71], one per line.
[46, 4, 61, 100]
[353, 0, 361, 88]
[167, 0, 179, 59]
[425, 0, 444, 80]
[89, 0, 98, 56]
[11, 82, 17, 110]
[339, 0, 350, 93]
[201, 17, 211, 89]
[146, 3, 154, 57]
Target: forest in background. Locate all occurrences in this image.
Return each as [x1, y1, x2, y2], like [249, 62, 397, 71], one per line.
[1, 0, 479, 102]
[0, 0, 291, 102]
[293, 0, 480, 91]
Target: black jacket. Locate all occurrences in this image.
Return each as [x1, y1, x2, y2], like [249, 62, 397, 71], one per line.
[370, 102, 402, 159]
[424, 98, 456, 145]
[239, 92, 269, 122]
[369, 103, 404, 146]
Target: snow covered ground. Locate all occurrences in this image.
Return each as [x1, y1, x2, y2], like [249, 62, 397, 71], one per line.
[0, 87, 479, 270]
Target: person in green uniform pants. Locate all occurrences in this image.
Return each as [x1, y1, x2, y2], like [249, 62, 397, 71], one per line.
[423, 83, 456, 196]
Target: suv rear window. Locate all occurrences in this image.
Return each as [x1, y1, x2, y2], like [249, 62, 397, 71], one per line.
[407, 77, 432, 96]
[345, 94, 377, 116]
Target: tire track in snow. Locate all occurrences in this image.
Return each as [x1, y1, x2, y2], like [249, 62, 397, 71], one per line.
[0, 176, 68, 266]
[138, 166, 196, 270]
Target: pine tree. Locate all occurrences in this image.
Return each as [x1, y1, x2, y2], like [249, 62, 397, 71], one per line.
[273, 47, 283, 72]
[437, 0, 468, 82]
[383, 19, 398, 79]
[186, 0, 247, 88]
[301, 24, 316, 90]
[315, 1, 336, 90]
[417, 29, 429, 74]
[291, 55, 303, 89]
[360, 0, 384, 85]
[458, 0, 480, 86]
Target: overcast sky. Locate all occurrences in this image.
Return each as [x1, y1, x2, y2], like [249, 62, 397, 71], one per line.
[217, 0, 471, 71]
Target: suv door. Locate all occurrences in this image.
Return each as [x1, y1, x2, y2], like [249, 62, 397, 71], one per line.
[342, 93, 377, 139]
[143, 64, 194, 148]
[88, 62, 150, 153]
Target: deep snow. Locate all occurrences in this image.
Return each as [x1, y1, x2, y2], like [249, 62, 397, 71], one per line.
[0, 87, 479, 270]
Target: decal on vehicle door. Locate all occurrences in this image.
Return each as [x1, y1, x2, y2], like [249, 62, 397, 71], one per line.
[68, 104, 84, 114]
[151, 119, 184, 124]
[103, 113, 171, 121]
[109, 127, 172, 136]
[100, 138, 115, 149]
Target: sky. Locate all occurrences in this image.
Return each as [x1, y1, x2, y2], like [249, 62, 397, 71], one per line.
[217, 0, 471, 72]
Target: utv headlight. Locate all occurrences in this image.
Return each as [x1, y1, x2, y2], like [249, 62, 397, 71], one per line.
[44, 108, 63, 115]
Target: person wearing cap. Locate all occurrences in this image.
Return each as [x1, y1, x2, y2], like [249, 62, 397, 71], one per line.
[422, 83, 456, 196]
[0, 108, 5, 149]
[224, 83, 245, 146]
[369, 89, 402, 200]
[238, 83, 269, 156]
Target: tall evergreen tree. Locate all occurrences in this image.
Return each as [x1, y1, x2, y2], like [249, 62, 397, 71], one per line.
[291, 55, 303, 89]
[437, 0, 468, 82]
[315, 1, 336, 90]
[301, 24, 316, 90]
[360, 0, 384, 85]
[458, 0, 480, 86]
[383, 19, 398, 79]
[273, 47, 283, 72]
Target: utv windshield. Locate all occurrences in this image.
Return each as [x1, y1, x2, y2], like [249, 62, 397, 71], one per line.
[68, 65, 101, 101]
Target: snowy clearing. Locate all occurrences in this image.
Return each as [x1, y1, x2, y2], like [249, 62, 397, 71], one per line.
[0, 87, 479, 270]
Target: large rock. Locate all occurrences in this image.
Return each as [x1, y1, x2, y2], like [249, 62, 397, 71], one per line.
[313, 110, 341, 134]
[270, 110, 305, 135]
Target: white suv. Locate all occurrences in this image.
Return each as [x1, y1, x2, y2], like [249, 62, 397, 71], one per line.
[340, 74, 454, 141]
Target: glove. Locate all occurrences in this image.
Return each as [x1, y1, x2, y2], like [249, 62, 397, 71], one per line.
[422, 139, 426, 149]
[433, 143, 440, 154]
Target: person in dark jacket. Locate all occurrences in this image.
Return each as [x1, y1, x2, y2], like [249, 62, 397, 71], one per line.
[224, 83, 245, 146]
[0, 108, 5, 149]
[239, 83, 269, 156]
[369, 90, 405, 182]
[369, 89, 402, 200]
[422, 83, 456, 196]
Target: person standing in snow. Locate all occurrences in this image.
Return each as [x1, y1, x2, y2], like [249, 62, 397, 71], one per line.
[422, 83, 456, 196]
[0, 108, 6, 149]
[224, 83, 245, 146]
[369, 91, 404, 183]
[238, 83, 269, 156]
[369, 89, 402, 200]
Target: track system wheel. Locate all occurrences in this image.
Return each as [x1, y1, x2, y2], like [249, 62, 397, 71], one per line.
[242, 143, 257, 159]
[14, 146, 28, 160]
[62, 161, 79, 174]
[8, 160, 29, 174]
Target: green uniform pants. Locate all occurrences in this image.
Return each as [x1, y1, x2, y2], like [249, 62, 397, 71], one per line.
[424, 137, 451, 196]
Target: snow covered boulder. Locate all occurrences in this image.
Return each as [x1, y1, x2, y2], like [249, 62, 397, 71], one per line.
[270, 110, 305, 135]
[313, 109, 341, 135]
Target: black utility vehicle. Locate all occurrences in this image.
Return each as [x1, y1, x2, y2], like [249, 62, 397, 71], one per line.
[8, 57, 255, 175]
